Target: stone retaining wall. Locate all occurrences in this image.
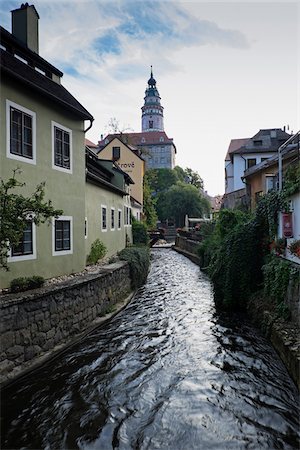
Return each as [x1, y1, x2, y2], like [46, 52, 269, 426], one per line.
[173, 236, 201, 265]
[0, 261, 131, 385]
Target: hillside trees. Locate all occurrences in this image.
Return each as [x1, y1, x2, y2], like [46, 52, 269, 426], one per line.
[144, 167, 210, 227]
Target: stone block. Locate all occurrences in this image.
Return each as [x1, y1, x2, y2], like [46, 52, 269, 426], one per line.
[40, 319, 51, 333]
[24, 345, 41, 361]
[1, 331, 15, 352]
[6, 345, 24, 358]
[0, 358, 15, 373]
[46, 329, 55, 340]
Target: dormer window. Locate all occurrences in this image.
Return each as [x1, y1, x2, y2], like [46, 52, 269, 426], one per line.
[141, 137, 146, 143]
[159, 136, 164, 142]
[253, 140, 262, 146]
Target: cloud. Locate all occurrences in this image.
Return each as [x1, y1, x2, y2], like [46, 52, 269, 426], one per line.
[23, 0, 249, 83]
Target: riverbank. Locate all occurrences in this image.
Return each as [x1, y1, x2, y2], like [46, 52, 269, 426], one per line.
[0, 261, 133, 386]
[173, 236, 300, 390]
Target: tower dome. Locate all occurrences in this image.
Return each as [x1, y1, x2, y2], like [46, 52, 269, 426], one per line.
[141, 66, 164, 132]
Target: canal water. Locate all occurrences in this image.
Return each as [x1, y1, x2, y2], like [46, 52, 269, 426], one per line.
[1, 249, 299, 449]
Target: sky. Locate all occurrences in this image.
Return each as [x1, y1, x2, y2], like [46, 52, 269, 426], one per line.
[1, 0, 299, 196]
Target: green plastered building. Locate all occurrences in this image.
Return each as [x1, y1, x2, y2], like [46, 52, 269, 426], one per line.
[85, 149, 133, 260]
[0, 4, 132, 289]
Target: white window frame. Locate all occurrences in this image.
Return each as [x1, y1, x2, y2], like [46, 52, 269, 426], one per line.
[52, 215, 73, 256]
[85, 217, 88, 239]
[6, 100, 36, 165]
[51, 121, 73, 174]
[118, 209, 122, 230]
[8, 222, 37, 262]
[111, 207, 115, 230]
[101, 205, 107, 232]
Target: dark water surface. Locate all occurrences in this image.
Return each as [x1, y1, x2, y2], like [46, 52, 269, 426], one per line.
[1, 249, 299, 449]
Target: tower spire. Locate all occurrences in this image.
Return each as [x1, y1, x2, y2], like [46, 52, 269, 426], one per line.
[141, 67, 164, 132]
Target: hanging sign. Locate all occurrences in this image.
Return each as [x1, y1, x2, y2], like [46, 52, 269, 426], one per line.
[282, 213, 293, 238]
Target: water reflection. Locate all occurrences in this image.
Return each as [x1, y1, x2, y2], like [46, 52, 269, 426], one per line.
[1, 249, 299, 449]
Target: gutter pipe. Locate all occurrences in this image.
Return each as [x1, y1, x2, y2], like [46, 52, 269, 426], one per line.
[84, 118, 94, 134]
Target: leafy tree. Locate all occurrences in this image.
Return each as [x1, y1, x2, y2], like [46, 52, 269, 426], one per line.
[183, 167, 204, 190]
[143, 176, 157, 229]
[163, 182, 210, 227]
[0, 170, 63, 270]
[145, 168, 179, 195]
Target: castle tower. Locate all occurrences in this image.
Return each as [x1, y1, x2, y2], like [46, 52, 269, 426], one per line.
[141, 66, 164, 132]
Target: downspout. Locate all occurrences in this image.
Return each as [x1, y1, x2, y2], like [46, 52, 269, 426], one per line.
[84, 119, 94, 134]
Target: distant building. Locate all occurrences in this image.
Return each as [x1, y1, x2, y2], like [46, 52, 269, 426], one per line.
[98, 68, 177, 169]
[97, 137, 145, 221]
[223, 128, 291, 209]
[85, 147, 133, 257]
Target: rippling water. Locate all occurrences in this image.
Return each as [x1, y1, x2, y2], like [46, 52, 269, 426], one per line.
[1, 249, 299, 449]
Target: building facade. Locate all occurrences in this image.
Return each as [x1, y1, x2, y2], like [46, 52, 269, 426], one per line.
[0, 4, 94, 288]
[85, 148, 133, 259]
[223, 128, 291, 209]
[98, 68, 177, 170]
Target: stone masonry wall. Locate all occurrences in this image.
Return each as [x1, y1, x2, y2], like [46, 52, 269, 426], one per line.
[0, 261, 131, 384]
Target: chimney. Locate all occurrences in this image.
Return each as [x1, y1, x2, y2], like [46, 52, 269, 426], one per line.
[12, 3, 40, 53]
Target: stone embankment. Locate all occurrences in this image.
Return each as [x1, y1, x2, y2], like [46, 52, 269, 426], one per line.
[174, 235, 300, 389]
[0, 262, 132, 385]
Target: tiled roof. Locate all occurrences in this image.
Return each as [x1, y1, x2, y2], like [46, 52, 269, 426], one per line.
[1, 28, 93, 121]
[225, 138, 249, 161]
[99, 131, 177, 152]
[232, 129, 291, 155]
[85, 138, 98, 149]
[98, 136, 146, 162]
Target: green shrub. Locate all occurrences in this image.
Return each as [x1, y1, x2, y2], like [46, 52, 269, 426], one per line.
[132, 220, 149, 245]
[10, 275, 45, 293]
[119, 246, 150, 288]
[87, 239, 107, 265]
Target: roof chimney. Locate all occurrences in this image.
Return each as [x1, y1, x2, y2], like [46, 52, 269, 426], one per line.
[11, 3, 39, 53]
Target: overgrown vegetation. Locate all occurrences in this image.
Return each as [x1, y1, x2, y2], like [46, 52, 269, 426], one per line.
[0, 170, 62, 270]
[118, 246, 150, 289]
[10, 275, 45, 293]
[197, 189, 293, 310]
[87, 239, 107, 265]
[262, 256, 299, 319]
[132, 219, 149, 245]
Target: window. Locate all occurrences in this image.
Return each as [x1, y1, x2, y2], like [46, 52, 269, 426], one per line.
[52, 121, 72, 173]
[8, 222, 36, 262]
[253, 140, 262, 146]
[111, 208, 115, 230]
[101, 206, 107, 231]
[266, 176, 276, 193]
[52, 216, 73, 256]
[6, 100, 36, 164]
[118, 209, 122, 229]
[149, 120, 153, 129]
[85, 217, 88, 239]
[124, 206, 128, 226]
[159, 136, 164, 142]
[112, 147, 120, 160]
[247, 158, 256, 169]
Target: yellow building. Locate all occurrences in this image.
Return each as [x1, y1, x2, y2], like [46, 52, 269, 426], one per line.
[97, 137, 145, 220]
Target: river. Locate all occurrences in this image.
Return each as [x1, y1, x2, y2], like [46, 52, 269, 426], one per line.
[1, 249, 299, 449]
